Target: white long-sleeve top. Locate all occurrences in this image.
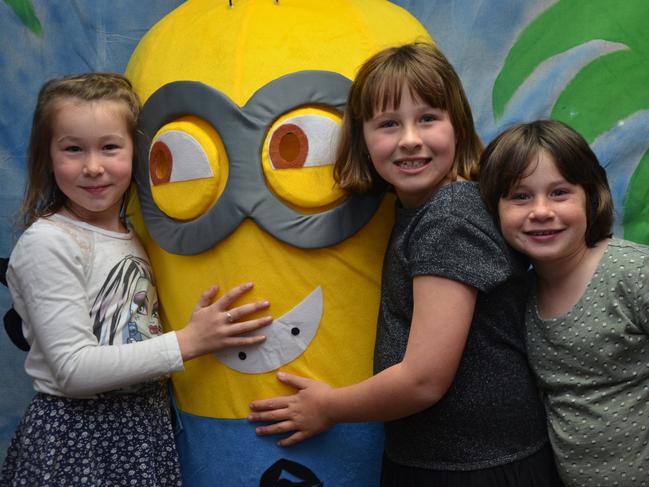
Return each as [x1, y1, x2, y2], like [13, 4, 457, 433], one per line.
[7, 213, 183, 398]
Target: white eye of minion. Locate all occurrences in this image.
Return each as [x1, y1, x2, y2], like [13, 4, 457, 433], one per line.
[267, 115, 340, 170]
[149, 130, 214, 185]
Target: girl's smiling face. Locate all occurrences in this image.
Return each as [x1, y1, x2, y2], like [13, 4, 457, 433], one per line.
[50, 98, 133, 232]
[362, 86, 456, 209]
[498, 150, 588, 266]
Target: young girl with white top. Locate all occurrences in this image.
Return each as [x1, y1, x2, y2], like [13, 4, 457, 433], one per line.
[480, 119, 649, 486]
[249, 44, 562, 486]
[0, 73, 272, 486]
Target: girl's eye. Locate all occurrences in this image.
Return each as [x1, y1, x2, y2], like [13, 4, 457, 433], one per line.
[509, 192, 529, 201]
[64, 145, 82, 153]
[378, 120, 397, 129]
[550, 188, 569, 197]
[421, 114, 437, 123]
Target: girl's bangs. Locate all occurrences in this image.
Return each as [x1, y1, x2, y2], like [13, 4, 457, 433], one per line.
[360, 73, 405, 120]
[360, 68, 447, 120]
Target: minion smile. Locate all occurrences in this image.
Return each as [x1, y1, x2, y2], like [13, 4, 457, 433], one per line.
[214, 286, 323, 374]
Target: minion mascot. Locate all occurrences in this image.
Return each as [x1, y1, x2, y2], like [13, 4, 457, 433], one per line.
[126, 1, 431, 484]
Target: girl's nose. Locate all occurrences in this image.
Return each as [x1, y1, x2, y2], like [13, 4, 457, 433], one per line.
[399, 124, 422, 151]
[83, 153, 105, 176]
[529, 198, 554, 220]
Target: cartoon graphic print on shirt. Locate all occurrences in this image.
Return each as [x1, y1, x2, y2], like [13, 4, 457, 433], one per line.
[126, 275, 162, 343]
[90, 255, 161, 346]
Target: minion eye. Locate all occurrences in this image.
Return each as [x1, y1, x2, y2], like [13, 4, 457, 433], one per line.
[261, 108, 345, 210]
[267, 115, 340, 170]
[149, 130, 214, 186]
[146, 117, 227, 221]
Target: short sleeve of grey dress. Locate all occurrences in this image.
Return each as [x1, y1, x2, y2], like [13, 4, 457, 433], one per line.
[374, 181, 549, 471]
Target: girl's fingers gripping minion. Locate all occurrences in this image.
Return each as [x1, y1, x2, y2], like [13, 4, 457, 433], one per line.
[193, 285, 219, 312]
[249, 372, 335, 446]
[178, 283, 271, 361]
[212, 282, 254, 311]
[219, 295, 273, 347]
[220, 316, 273, 348]
[226, 298, 271, 324]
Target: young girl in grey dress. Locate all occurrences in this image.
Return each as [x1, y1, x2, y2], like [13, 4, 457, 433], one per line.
[480, 119, 649, 487]
[249, 43, 562, 486]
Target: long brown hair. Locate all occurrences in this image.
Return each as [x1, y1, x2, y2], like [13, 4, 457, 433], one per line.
[334, 42, 482, 194]
[21, 72, 140, 228]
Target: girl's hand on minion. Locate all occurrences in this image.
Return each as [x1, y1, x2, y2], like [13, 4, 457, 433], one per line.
[248, 372, 335, 446]
[176, 282, 272, 361]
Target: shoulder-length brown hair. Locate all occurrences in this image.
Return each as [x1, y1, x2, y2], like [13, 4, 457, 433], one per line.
[479, 119, 613, 247]
[334, 42, 482, 193]
[21, 72, 140, 228]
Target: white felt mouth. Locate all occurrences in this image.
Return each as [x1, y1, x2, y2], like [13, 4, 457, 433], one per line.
[213, 286, 323, 374]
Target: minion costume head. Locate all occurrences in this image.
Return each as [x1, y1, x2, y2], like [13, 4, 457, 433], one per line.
[126, 1, 431, 484]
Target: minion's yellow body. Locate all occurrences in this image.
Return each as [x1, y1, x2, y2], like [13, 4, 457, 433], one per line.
[126, 1, 431, 483]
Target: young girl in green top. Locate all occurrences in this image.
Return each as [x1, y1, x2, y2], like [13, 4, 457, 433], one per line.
[480, 119, 649, 486]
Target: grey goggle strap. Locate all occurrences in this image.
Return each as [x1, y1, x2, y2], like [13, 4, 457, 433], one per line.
[135, 71, 383, 255]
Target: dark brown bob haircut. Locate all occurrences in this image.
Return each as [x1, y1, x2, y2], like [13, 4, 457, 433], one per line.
[334, 42, 483, 194]
[22, 72, 140, 228]
[479, 119, 613, 247]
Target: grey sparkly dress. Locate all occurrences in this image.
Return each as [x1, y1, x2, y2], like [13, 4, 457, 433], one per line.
[375, 181, 549, 471]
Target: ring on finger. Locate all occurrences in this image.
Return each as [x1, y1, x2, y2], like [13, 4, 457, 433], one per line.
[225, 311, 235, 323]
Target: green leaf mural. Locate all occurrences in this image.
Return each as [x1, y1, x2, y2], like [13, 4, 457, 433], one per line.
[625, 158, 649, 243]
[493, 0, 649, 243]
[4, 0, 42, 36]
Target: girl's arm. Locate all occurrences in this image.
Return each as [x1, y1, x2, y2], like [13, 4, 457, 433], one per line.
[249, 274, 476, 446]
[55, 283, 270, 396]
[9, 225, 271, 397]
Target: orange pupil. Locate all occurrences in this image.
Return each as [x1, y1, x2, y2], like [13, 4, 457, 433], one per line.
[269, 123, 308, 169]
[279, 131, 300, 163]
[149, 141, 173, 185]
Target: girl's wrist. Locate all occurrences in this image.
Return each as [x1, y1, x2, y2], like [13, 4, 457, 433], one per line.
[321, 384, 342, 426]
[176, 327, 199, 362]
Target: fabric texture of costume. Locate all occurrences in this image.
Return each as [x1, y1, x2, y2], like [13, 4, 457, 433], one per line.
[527, 238, 649, 487]
[374, 181, 550, 472]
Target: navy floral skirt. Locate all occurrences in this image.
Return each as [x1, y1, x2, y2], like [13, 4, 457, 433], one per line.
[0, 383, 181, 486]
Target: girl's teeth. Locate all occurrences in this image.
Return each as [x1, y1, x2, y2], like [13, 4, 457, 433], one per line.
[398, 159, 426, 168]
